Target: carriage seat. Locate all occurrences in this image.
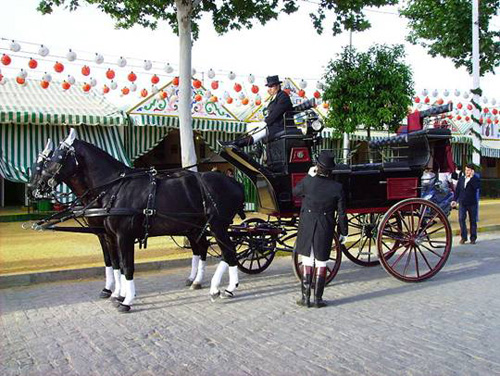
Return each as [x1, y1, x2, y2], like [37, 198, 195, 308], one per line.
[267, 126, 302, 143]
[351, 163, 382, 175]
[331, 163, 351, 174]
[382, 161, 411, 172]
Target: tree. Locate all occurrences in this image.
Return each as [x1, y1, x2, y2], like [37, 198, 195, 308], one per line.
[401, 0, 500, 75]
[37, 0, 397, 168]
[322, 44, 414, 138]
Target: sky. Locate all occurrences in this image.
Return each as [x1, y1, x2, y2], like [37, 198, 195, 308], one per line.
[0, 0, 499, 109]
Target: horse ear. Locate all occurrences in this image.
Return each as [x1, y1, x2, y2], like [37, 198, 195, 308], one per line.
[37, 138, 53, 162]
[63, 128, 77, 147]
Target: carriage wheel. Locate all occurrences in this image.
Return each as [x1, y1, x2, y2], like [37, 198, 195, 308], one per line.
[377, 198, 452, 282]
[234, 218, 277, 274]
[292, 233, 342, 286]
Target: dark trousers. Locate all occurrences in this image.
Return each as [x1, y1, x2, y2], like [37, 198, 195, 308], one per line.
[459, 203, 478, 241]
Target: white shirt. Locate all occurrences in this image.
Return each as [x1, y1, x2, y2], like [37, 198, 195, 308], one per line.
[464, 176, 471, 188]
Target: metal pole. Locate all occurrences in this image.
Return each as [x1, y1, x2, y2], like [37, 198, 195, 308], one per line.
[471, 0, 481, 166]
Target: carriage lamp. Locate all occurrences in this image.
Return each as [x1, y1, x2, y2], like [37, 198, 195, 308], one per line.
[311, 119, 323, 133]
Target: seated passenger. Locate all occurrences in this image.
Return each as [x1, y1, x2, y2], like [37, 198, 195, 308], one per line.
[219, 75, 293, 148]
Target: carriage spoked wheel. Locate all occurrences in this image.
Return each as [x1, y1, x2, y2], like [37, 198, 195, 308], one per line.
[292, 233, 342, 286]
[377, 198, 452, 282]
[234, 218, 277, 274]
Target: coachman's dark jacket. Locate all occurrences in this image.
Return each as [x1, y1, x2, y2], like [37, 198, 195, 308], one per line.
[265, 89, 293, 139]
[454, 174, 480, 206]
[293, 174, 348, 261]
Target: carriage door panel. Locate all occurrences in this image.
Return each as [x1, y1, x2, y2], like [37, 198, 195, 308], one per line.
[291, 173, 307, 207]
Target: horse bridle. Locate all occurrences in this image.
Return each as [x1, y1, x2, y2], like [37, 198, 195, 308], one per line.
[43, 142, 78, 189]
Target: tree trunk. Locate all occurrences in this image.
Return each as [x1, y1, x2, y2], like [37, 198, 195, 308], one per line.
[176, 0, 198, 170]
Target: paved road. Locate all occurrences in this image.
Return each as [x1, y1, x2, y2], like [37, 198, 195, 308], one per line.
[1, 234, 500, 376]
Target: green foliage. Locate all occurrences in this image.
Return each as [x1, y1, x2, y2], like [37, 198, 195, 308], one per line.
[401, 0, 500, 75]
[322, 44, 414, 136]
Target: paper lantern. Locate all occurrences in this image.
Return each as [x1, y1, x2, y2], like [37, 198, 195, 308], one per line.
[432, 89, 438, 97]
[106, 69, 115, 80]
[40, 80, 49, 89]
[204, 90, 212, 99]
[248, 74, 255, 84]
[143, 60, 152, 70]
[130, 83, 137, 92]
[172, 77, 179, 86]
[228, 71, 236, 80]
[234, 83, 242, 92]
[81, 65, 90, 76]
[158, 90, 167, 99]
[141, 89, 148, 97]
[10, 41, 21, 52]
[151, 75, 160, 84]
[251, 85, 259, 94]
[314, 91, 321, 99]
[102, 85, 110, 94]
[2, 54, 12, 66]
[492, 109, 498, 115]
[316, 82, 324, 90]
[38, 45, 49, 57]
[238, 91, 245, 100]
[424, 97, 430, 104]
[151, 85, 159, 94]
[414, 96, 420, 103]
[457, 103, 463, 109]
[82, 83, 91, 92]
[28, 58, 38, 69]
[298, 90, 306, 98]
[62, 81, 71, 90]
[110, 81, 117, 90]
[443, 89, 449, 97]
[465, 116, 470, 122]
[67, 75, 76, 85]
[467, 104, 473, 111]
[483, 107, 489, 114]
[164, 63, 174, 74]
[208, 69, 215, 79]
[456, 115, 461, 121]
[437, 98, 444, 105]
[90, 78, 97, 87]
[322, 102, 329, 109]
[66, 49, 77, 62]
[211, 81, 219, 90]
[483, 97, 488, 104]
[121, 87, 130, 95]
[210, 96, 218, 103]
[53, 61, 64, 73]
[255, 99, 262, 106]
[454, 89, 461, 97]
[94, 53, 104, 64]
[421, 89, 428, 96]
[242, 98, 249, 105]
[463, 92, 469, 99]
[226, 97, 233, 104]
[299, 80, 307, 89]
[18, 69, 27, 79]
[193, 79, 202, 88]
[117, 57, 127, 68]
[195, 94, 202, 102]
[487, 117, 492, 124]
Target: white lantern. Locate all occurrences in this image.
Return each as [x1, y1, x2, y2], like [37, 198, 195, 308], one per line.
[10, 40, 21, 52]
[463, 91, 469, 99]
[151, 85, 159, 94]
[248, 74, 255, 84]
[170, 95, 178, 103]
[42, 72, 52, 82]
[143, 60, 152, 70]
[130, 83, 137, 92]
[454, 89, 461, 97]
[67, 75, 76, 85]
[223, 91, 230, 100]
[491, 98, 496, 106]
[90, 77, 97, 87]
[204, 90, 212, 99]
[255, 94, 261, 102]
[238, 91, 245, 100]
[38, 45, 49, 57]
[299, 79, 307, 89]
[421, 89, 428, 96]
[443, 89, 449, 97]
[417, 103, 422, 110]
[483, 97, 488, 104]
[432, 89, 438, 97]
[117, 56, 127, 68]
[0, 77, 6, 85]
[66, 49, 77, 62]
[228, 71, 236, 80]
[208, 68, 215, 79]
[18, 69, 27, 79]
[316, 81, 324, 90]
[110, 80, 118, 90]
[95, 53, 104, 64]
[164, 63, 174, 74]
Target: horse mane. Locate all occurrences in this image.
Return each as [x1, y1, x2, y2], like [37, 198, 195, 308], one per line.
[75, 139, 131, 172]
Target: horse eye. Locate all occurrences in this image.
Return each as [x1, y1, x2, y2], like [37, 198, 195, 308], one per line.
[36, 167, 41, 171]
[58, 156, 63, 159]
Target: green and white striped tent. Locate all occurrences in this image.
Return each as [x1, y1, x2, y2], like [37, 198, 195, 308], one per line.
[0, 79, 130, 202]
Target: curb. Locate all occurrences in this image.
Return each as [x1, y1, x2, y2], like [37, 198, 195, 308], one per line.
[2, 225, 500, 289]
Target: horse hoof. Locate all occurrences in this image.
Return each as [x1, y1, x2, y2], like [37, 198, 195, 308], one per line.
[221, 289, 234, 299]
[210, 291, 221, 303]
[99, 289, 112, 299]
[190, 282, 202, 290]
[113, 296, 125, 306]
[118, 303, 131, 313]
[185, 278, 194, 287]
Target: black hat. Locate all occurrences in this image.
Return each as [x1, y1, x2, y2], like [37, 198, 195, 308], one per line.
[316, 151, 336, 170]
[265, 75, 282, 87]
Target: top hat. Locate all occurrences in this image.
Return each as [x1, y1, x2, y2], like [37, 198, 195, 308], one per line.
[265, 75, 282, 87]
[316, 151, 336, 170]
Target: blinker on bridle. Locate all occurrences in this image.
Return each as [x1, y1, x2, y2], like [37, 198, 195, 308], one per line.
[44, 142, 77, 188]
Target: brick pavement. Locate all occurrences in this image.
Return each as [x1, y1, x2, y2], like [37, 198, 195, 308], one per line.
[1, 233, 500, 376]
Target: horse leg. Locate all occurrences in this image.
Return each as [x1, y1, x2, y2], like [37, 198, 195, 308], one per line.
[210, 223, 238, 301]
[107, 236, 124, 301]
[190, 235, 209, 290]
[185, 235, 200, 287]
[116, 233, 135, 313]
[97, 234, 114, 299]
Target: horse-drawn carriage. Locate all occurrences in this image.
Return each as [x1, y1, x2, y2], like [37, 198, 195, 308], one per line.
[224, 101, 455, 284]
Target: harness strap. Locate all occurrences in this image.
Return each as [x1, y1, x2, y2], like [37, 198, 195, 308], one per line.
[140, 171, 158, 249]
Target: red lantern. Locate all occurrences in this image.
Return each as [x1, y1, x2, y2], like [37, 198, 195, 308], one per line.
[211, 81, 219, 90]
[159, 90, 167, 99]
[28, 58, 38, 69]
[195, 94, 202, 102]
[242, 98, 249, 105]
[103, 85, 110, 94]
[1, 54, 12, 65]
[322, 102, 329, 109]
[54, 61, 64, 73]
[314, 91, 321, 99]
[456, 115, 461, 121]
[226, 97, 233, 104]
[424, 97, 430, 104]
[457, 103, 463, 109]
[151, 75, 160, 84]
[192, 79, 201, 88]
[172, 77, 179, 86]
[414, 96, 420, 103]
[255, 99, 262, 106]
[298, 90, 306, 98]
[251, 85, 259, 94]
[437, 98, 444, 105]
[82, 83, 91, 92]
[105, 69, 115, 80]
[448, 114, 453, 119]
[467, 104, 473, 110]
[81, 65, 91, 76]
[492, 109, 498, 115]
[210, 96, 218, 103]
[40, 80, 50, 89]
[234, 83, 242, 92]
[284, 88, 291, 96]
[62, 81, 71, 90]
[495, 119, 499, 124]
[483, 107, 489, 114]
[465, 116, 470, 122]
[487, 117, 492, 124]
[122, 87, 130, 95]
[479, 117, 483, 124]
[141, 88, 148, 97]
[127, 71, 137, 82]
[16, 76, 25, 85]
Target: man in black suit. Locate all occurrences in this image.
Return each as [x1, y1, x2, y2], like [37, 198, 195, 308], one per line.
[220, 75, 293, 147]
[451, 163, 481, 244]
[293, 151, 348, 308]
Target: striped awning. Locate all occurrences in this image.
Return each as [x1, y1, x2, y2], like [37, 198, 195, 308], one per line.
[482, 140, 500, 158]
[129, 114, 247, 133]
[0, 79, 126, 126]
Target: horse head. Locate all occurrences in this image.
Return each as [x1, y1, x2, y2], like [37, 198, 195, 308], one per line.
[27, 138, 54, 199]
[41, 128, 80, 190]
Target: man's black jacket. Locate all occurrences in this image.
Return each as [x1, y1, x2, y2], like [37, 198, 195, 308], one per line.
[265, 90, 293, 139]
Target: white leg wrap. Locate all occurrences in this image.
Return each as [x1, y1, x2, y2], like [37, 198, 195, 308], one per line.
[105, 267, 114, 290]
[194, 260, 206, 284]
[210, 261, 228, 294]
[252, 123, 268, 143]
[112, 269, 121, 297]
[122, 279, 136, 306]
[315, 259, 327, 268]
[189, 255, 200, 280]
[226, 266, 239, 293]
[119, 274, 127, 297]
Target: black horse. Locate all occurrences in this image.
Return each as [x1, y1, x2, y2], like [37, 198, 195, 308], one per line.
[35, 129, 245, 311]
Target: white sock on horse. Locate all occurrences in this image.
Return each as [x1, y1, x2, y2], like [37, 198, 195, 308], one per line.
[189, 255, 200, 281]
[122, 279, 136, 306]
[105, 266, 114, 290]
[210, 261, 228, 295]
[112, 269, 121, 297]
[120, 274, 127, 297]
[194, 260, 206, 284]
[226, 265, 239, 293]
